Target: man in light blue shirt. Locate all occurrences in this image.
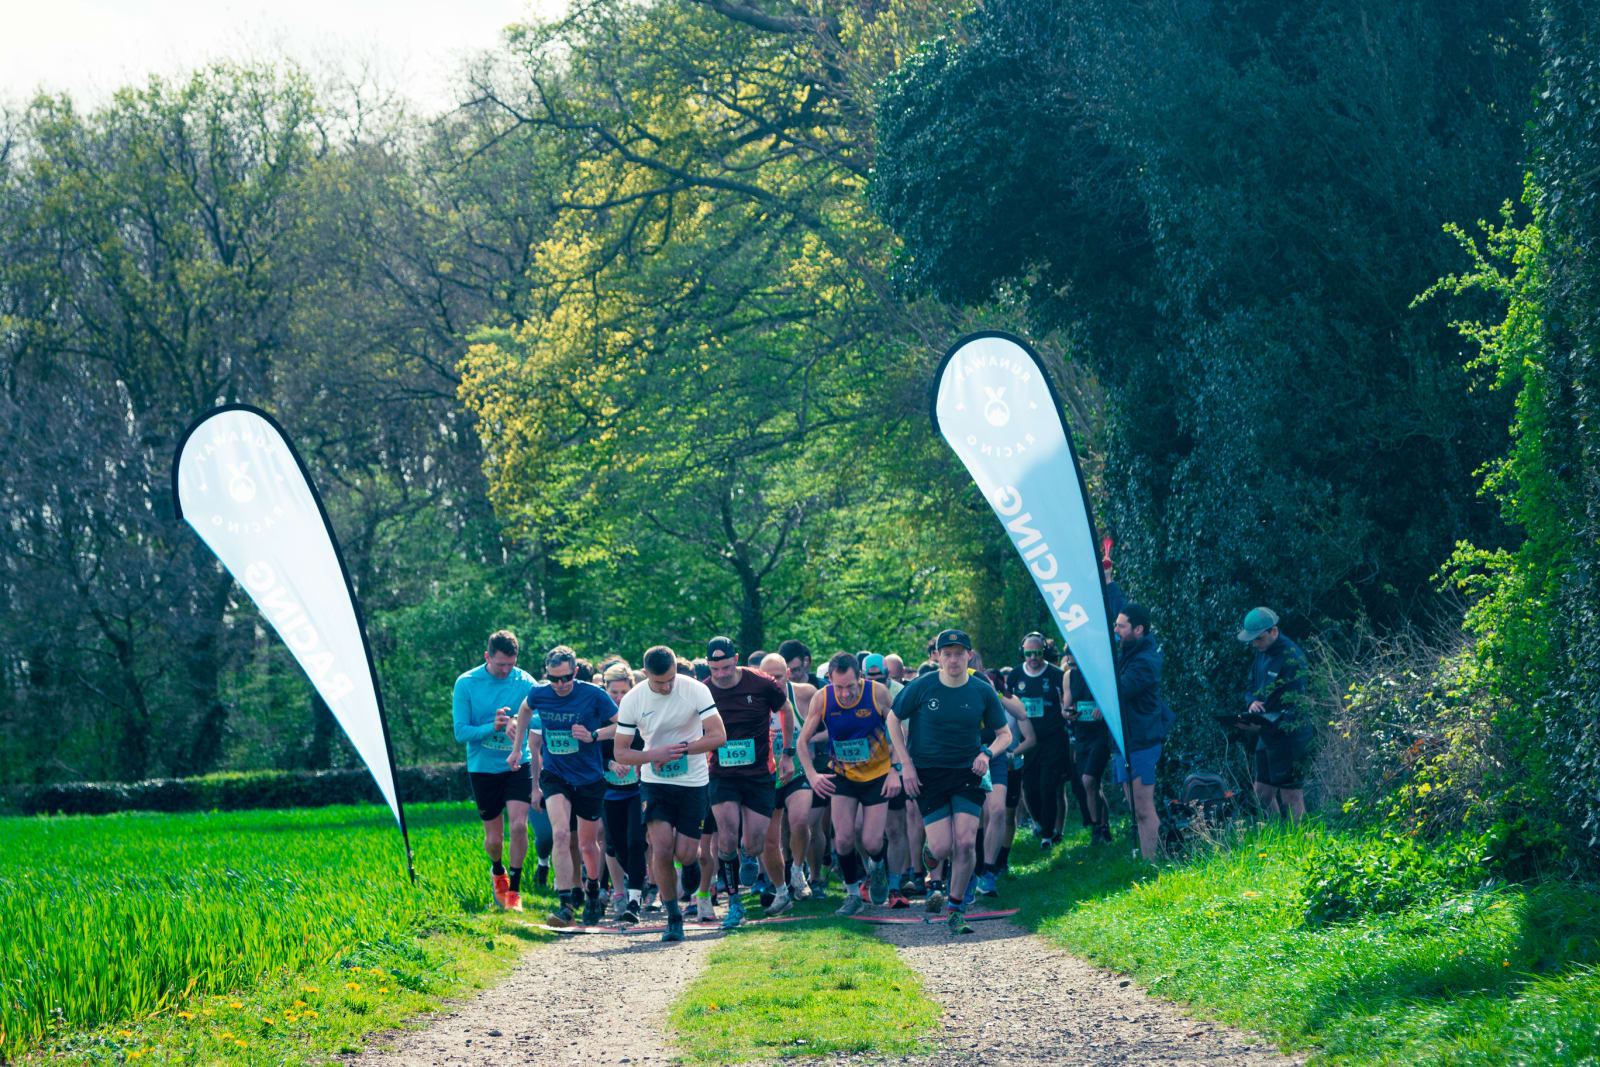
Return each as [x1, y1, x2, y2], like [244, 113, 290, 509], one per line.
[453, 629, 535, 911]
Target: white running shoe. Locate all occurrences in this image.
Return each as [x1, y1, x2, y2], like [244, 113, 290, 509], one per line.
[766, 885, 795, 916]
[789, 865, 812, 900]
[835, 891, 866, 916]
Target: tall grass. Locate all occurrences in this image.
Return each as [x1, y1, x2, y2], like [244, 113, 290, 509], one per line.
[0, 803, 505, 1059]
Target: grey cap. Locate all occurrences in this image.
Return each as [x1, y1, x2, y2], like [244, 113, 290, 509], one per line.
[1236, 607, 1280, 642]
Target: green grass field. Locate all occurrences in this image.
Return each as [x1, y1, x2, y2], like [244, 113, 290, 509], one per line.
[1002, 820, 1600, 1065]
[0, 802, 548, 1063]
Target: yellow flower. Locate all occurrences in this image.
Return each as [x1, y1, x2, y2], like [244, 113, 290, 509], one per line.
[178, 1011, 195, 1020]
[201, 1009, 214, 1017]
[1242, 891, 1260, 898]
[295, 1000, 308, 1007]
[370, 967, 385, 976]
[128, 1050, 145, 1061]
[378, 987, 390, 994]
[229, 1001, 243, 1009]
[306, 1010, 320, 1019]
[345, 982, 360, 991]
[262, 1017, 274, 1026]
[117, 1030, 134, 1038]
[1502, 960, 1511, 967]
[1257, 852, 1268, 858]
[284, 1012, 299, 1022]
[301, 986, 319, 994]
[218, 1031, 235, 1040]
[234, 1039, 248, 1049]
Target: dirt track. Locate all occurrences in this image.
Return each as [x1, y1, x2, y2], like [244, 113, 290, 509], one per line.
[345, 910, 1303, 1066]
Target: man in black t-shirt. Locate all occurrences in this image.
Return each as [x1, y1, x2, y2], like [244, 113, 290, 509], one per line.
[888, 629, 1011, 936]
[1008, 632, 1078, 852]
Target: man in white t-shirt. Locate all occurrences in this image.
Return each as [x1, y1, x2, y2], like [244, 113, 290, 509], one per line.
[613, 645, 728, 943]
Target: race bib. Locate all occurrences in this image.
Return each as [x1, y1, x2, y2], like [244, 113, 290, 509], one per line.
[482, 729, 514, 752]
[545, 729, 579, 755]
[834, 737, 872, 763]
[1076, 701, 1099, 719]
[718, 738, 756, 767]
[657, 754, 689, 778]
[604, 764, 639, 787]
[1022, 696, 1046, 719]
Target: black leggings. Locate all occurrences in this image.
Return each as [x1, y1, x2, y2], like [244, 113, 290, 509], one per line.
[1023, 734, 1089, 836]
[602, 793, 647, 891]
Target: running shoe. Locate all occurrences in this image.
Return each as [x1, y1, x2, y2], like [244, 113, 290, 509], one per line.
[976, 872, 999, 898]
[960, 881, 977, 909]
[834, 892, 866, 916]
[546, 904, 576, 928]
[859, 880, 872, 903]
[623, 899, 642, 925]
[789, 865, 812, 901]
[721, 897, 746, 930]
[643, 885, 661, 911]
[504, 890, 524, 913]
[948, 908, 974, 935]
[740, 853, 761, 889]
[610, 893, 628, 920]
[906, 871, 926, 897]
[925, 884, 946, 915]
[887, 891, 911, 909]
[534, 862, 550, 890]
[491, 872, 511, 910]
[1039, 836, 1057, 854]
[766, 886, 794, 916]
[662, 916, 685, 943]
[696, 897, 718, 924]
[868, 860, 889, 906]
[684, 900, 699, 921]
[581, 894, 603, 926]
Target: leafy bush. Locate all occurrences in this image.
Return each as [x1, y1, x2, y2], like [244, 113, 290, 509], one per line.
[1301, 831, 1490, 926]
[8, 764, 471, 816]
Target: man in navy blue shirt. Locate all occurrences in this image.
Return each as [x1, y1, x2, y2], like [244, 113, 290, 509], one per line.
[1237, 607, 1312, 822]
[509, 645, 618, 927]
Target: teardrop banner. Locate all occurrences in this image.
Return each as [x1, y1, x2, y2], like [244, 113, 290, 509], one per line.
[930, 331, 1126, 755]
[172, 404, 415, 882]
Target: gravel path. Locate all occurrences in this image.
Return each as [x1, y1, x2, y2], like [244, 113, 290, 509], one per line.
[345, 911, 1303, 1067]
[342, 919, 720, 1066]
[853, 915, 1305, 1067]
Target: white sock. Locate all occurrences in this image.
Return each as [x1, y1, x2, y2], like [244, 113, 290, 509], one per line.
[628, 888, 642, 903]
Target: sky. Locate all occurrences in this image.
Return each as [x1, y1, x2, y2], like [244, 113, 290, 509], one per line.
[1, 0, 569, 117]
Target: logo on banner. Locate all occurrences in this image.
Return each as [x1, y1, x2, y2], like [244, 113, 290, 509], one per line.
[188, 430, 289, 537]
[952, 350, 1037, 458]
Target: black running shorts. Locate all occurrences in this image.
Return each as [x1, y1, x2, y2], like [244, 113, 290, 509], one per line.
[537, 770, 605, 822]
[469, 764, 533, 822]
[913, 765, 986, 824]
[710, 775, 777, 814]
[641, 782, 709, 838]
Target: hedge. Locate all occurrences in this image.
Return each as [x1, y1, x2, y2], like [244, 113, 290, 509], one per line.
[4, 763, 472, 817]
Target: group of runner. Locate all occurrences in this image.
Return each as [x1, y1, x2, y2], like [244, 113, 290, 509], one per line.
[452, 625, 1118, 942]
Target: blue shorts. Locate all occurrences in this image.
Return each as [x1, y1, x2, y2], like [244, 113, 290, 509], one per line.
[987, 753, 1009, 790]
[1112, 743, 1162, 786]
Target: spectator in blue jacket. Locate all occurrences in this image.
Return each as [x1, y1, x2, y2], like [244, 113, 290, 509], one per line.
[1114, 604, 1173, 860]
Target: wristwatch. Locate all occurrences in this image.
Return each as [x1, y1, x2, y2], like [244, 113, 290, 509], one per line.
[890, 762, 903, 771]
[782, 746, 797, 755]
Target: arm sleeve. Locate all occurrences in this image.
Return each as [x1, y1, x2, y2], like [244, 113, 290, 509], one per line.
[452, 677, 494, 744]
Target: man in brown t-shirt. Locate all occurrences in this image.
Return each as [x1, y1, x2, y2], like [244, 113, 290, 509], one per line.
[704, 635, 791, 928]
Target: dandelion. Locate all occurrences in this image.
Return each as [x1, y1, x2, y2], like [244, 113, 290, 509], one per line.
[345, 982, 361, 991]
[117, 1029, 134, 1038]
[177, 1011, 195, 1020]
[201, 1009, 214, 1017]
[218, 1031, 235, 1040]
[1502, 960, 1511, 967]
[295, 1000, 308, 1007]
[128, 1050, 146, 1061]
[284, 1012, 299, 1022]
[378, 987, 390, 994]
[1257, 852, 1268, 858]
[306, 1010, 320, 1019]
[370, 967, 385, 976]
[234, 1039, 249, 1049]
[230, 1001, 243, 1009]
[262, 1017, 274, 1026]
[1242, 891, 1260, 898]
[301, 986, 319, 994]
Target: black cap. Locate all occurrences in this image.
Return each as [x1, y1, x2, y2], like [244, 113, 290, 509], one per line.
[706, 636, 738, 661]
[935, 628, 972, 650]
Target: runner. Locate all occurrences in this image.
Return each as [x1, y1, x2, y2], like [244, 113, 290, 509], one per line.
[760, 651, 818, 904]
[1063, 649, 1113, 844]
[599, 663, 647, 923]
[612, 646, 728, 943]
[1010, 632, 1075, 851]
[703, 636, 792, 927]
[452, 630, 537, 912]
[509, 645, 619, 927]
[797, 652, 898, 916]
[888, 629, 1011, 935]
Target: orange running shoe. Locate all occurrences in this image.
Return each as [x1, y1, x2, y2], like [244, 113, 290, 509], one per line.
[491, 872, 511, 909]
[504, 890, 524, 912]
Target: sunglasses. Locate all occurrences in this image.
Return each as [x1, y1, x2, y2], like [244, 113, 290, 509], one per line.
[867, 670, 885, 679]
[547, 672, 576, 684]
[1021, 649, 1047, 658]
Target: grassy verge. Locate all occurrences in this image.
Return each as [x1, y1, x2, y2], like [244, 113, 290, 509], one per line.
[669, 917, 940, 1063]
[1000, 820, 1600, 1065]
[3, 802, 554, 1064]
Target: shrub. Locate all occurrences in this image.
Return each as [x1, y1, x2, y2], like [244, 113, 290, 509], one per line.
[8, 763, 471, 816]
[1300, 831, 1491, 926]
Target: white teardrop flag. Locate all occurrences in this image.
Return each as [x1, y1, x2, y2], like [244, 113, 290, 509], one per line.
[173, 404, 413, 877]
